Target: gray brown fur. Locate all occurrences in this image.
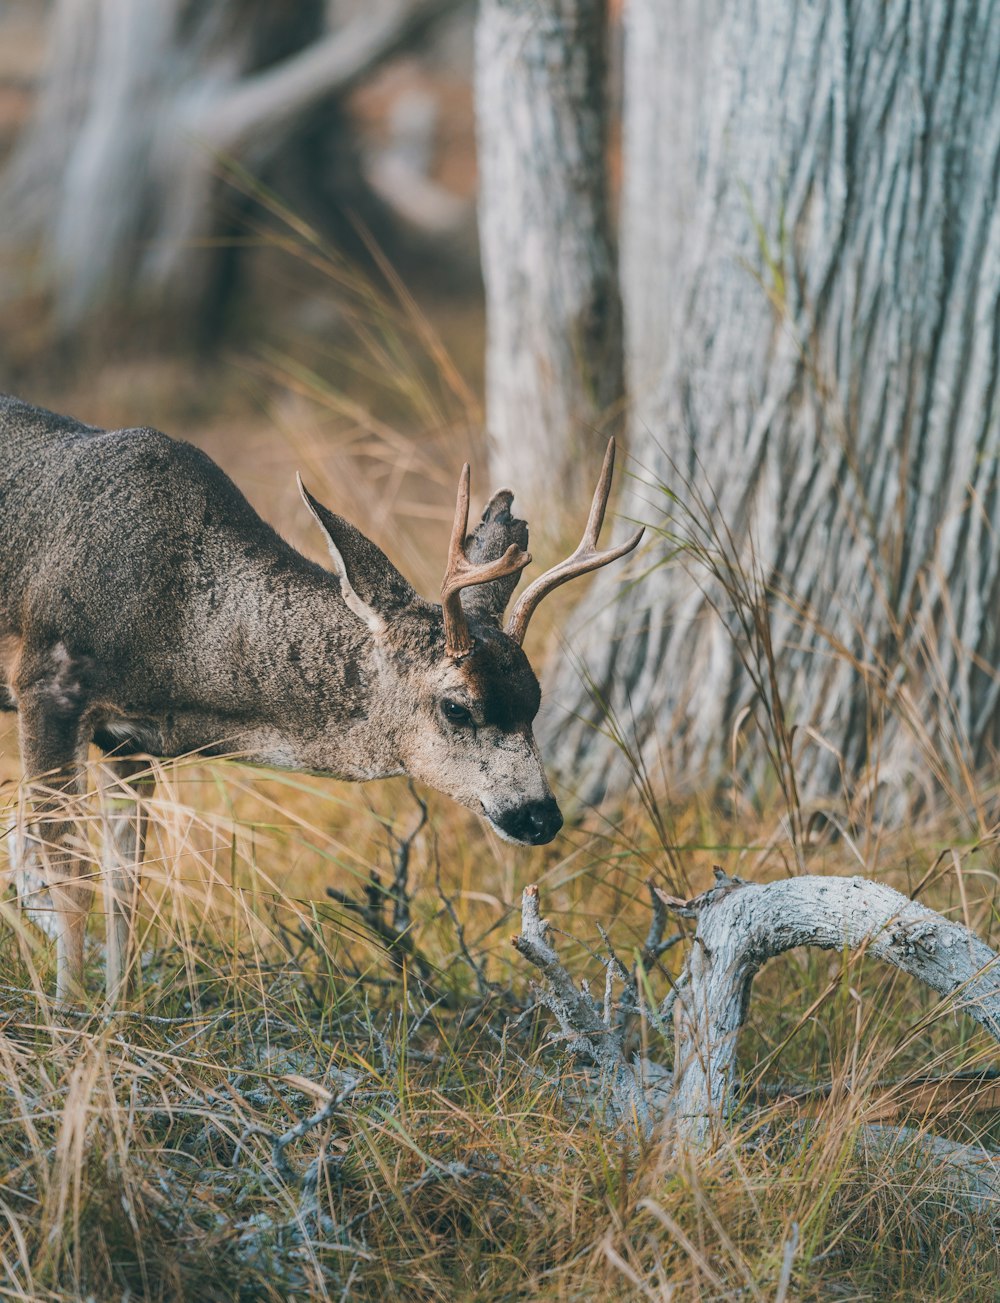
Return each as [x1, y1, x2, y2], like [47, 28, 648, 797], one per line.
[0, 394, 561, 1002]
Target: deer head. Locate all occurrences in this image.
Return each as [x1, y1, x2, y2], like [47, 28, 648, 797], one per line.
[298, 441, 642, 845]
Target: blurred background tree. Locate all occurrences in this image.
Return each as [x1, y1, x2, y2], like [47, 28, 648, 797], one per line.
[0, 0, 470, 342]
[475, 0, 621, 516]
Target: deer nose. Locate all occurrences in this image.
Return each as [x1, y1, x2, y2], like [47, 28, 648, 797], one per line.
[497, 798, 563, 845]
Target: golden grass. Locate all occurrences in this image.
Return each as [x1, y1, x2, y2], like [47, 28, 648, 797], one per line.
[0, 739, 999, 1300]
[3, 200, 1000, 1300]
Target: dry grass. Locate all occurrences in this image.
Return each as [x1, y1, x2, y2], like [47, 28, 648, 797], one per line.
[2, 205, 1000, 1301]
[1, 743, 999, 1300]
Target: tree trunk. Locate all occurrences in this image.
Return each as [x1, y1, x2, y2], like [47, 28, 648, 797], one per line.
[545, 0, 1000, 817]
[0, 0, 463, 333]
[475, 0, 622, 520]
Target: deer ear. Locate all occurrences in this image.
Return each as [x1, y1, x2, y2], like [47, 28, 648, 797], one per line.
[459, 489, 530, 627]
[297, 475, 418, 636]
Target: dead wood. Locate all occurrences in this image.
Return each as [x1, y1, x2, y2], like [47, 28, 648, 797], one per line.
[513, 871, 1000, 1205]
[669, 870, 1000, 1147]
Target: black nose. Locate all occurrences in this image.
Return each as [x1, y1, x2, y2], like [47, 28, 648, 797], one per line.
[495, 798, 563, 845]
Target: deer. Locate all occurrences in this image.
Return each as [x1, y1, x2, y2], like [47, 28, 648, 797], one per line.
[0, 393, 642, 1005]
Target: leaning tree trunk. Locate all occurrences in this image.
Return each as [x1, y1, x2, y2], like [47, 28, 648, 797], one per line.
[0, 0, 462, 332]
[546, 0, 1000, 815]
[475, 0, 622, 518]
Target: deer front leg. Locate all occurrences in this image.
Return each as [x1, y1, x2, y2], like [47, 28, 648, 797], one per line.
[97, 758, 154, 1007]
[15, 646, 93, 1004]
[7, 814, 60, 942]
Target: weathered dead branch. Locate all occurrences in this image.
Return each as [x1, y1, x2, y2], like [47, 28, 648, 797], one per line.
[669, 871, 1000, 1146]
[513, 871, 1000, 1194]
[512, 884, 658, 1127]
[760, 1068, 1000, 1122]
[859, 1125, 1000, 1216]
[235, 1074, 366, 1189]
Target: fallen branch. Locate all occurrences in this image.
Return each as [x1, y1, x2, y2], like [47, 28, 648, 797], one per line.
[760, 1068, 1000, 1123]
[512, 885, 653, 1127]
[512, 870, 1000, 1190]
[234, 1074, 366, 1189]
[859, 1125, 1000, 1216]
[669, 871, 1000, 1146]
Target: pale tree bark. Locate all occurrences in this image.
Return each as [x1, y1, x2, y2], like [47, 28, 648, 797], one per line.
[545, 0, 1000, 816]
[0, 0, 464, 331]
[475, 0, 622, 519]
[668, 872, 1000, 1147]
[515, 873, 1000, 1202]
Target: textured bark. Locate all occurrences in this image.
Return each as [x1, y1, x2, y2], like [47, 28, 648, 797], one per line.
[671, 872, 1000, 1147]
[0, 0, 462, 329]
[475, 0, 622, 519]
[546, 0, 1000, 813]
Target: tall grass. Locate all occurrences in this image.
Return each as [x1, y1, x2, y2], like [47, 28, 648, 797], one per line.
[2, 739, 1000, 1299]
[2, 207, 1000, 1299]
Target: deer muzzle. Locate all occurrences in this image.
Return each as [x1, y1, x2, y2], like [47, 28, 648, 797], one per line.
[488, 796, 563, 846]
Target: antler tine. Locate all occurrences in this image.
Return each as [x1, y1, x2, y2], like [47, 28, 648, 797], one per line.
[446, 462, 473, 582]
[581, 434, 616, 546]
[505, 437, 644, 646]
[441, 463, 532, 659]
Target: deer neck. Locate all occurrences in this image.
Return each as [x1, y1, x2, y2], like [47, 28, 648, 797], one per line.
[176, 560, 410, 781]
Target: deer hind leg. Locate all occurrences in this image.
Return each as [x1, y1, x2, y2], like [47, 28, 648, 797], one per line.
[15, 643, 94, 1004]
[97, 757, 154, 1007]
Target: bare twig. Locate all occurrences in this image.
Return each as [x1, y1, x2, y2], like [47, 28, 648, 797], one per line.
[512, 884, 652, 1128]
[326, 788, 438, 992]
[433, 837, 497, 999]
[640, 878, 685, 970]
[235, 1075, 367, 1189]
[757, 1068, 1000, 1122]
[340, 1158, 503, 1237]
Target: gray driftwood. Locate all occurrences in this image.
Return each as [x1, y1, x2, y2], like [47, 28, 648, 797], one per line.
[514, 871, 1000, 1195]
[670, 871, 1000, 1147]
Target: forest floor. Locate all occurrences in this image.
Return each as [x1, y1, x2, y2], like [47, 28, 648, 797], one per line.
[0, 131, 999, 1300]
[1, 732, 1000, 1300]
[2, 348, 1000, 1298]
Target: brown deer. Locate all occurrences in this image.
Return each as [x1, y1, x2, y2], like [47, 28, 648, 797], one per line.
[0, 395, 642, 1003]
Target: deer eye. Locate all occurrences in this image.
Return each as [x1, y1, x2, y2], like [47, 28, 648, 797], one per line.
[440, 698, 473, 727]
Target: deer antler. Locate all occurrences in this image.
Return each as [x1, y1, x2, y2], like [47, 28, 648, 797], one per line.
[441, 464, 532, 658]
[505, 439, 644, 646]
